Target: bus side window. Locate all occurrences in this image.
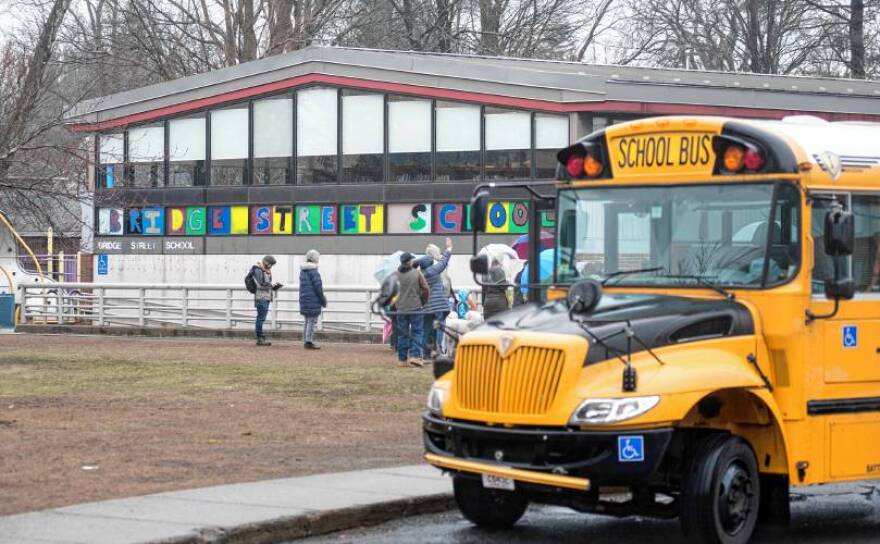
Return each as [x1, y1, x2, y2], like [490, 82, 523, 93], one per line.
[851, 194, 880, 293]
[811, 195, 851, 294]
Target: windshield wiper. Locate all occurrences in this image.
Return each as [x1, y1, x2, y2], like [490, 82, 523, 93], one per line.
[601, 267, 664, 285]
[659, 274, 734, 300]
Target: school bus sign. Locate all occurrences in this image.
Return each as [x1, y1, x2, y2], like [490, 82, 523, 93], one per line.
[608, 132, 717, 177]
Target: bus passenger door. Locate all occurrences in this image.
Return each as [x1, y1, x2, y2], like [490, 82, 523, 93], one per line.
[810, 193, 880, 482]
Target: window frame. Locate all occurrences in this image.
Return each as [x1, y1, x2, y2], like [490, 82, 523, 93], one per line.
[810, 190, 880, 300]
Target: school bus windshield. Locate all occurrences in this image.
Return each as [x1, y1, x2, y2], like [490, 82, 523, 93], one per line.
[556, 182, 801, 289]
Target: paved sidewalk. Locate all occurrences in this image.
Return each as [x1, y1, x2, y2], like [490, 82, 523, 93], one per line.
[0, 464, 452, 544]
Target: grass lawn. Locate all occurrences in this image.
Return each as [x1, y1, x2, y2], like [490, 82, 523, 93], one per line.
[0, 334, 434, 515]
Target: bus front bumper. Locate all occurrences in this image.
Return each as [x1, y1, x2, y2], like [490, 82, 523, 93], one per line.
[423, 411, 674, 487]
[425, 452, 591, 491]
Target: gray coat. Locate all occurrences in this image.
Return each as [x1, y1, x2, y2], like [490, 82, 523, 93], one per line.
[253, 265, 273, 304]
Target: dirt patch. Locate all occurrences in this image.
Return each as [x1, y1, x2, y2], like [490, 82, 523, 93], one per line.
[0, 335, 434, 516]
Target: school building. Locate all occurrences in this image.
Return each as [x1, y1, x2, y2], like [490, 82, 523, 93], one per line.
[67, 46, 880, 286]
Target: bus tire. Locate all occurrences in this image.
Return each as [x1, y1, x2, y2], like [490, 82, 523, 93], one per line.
[680, 435, 760, 544]
[453, 476, 528, 529]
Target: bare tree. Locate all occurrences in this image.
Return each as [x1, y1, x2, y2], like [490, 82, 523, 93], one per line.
[621, 0, 828, 74]
[805, 0, 880, 78]
[0, 0, 99, 241]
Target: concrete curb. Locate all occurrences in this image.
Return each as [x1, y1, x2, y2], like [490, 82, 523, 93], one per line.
[15, 324, 382, 344]
[0, 465, 453, 544]
[159, 493, 454, 544]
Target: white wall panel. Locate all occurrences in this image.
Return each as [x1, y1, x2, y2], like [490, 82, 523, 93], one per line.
[485, 111, 530, 150]
[536, 114, 569, 149]
[389, 100, 431, 153]
[254, 98, 292, 158]
[436, 105, 480, 152]
[99, 134, 124, 164]
[169, 117, 206, 161]
[128, 126, 164, 162]
[297, 88, 337, 157]
[342, 93, 383, 155]
[211, 108, 249, 160]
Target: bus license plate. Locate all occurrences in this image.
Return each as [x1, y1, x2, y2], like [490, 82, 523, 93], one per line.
[482, 474, 515, 491]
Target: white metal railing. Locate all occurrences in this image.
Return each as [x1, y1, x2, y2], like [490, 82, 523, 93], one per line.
[18, 282, 481, 333]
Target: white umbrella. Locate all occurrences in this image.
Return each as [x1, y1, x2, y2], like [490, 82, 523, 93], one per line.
[479, 244, 521, 282]
[374, 251, 404, 284]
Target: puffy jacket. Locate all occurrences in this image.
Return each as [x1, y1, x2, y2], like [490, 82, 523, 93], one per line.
[299, 262, 327, 317]
[418, 250, 452, 314]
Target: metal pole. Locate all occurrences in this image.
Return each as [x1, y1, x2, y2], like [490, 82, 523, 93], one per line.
[98, 288, 105, 326]
[19, 285, 27, 323]
[181, 288, 188, 327]
[56, 288, 63, 324]
[527, 196, 541, 303]
[138, 288, 145, 327]
[47, 227, 54, 280]
[364, 290, 371, 331]
[225, 289, 233, 328]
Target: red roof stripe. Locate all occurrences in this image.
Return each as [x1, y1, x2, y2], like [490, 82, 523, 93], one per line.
[68, 73, 880, 133]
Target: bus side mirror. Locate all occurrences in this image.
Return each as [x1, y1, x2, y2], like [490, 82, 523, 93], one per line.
[823, 206, 855, 301]
[824, 278, 855, 300]
[470, 191, 490, 233]
[824, 208, 854, 257]
[470, 254, 489, 275]
[567, 280, 602, 314]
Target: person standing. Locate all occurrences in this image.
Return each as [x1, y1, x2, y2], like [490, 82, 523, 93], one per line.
[420, 238, 453, 358]
[482, 258, 510, 320]
[394, 252, 429, 367]
[253, 255, 279, 346]
[298, 249, 327, 350]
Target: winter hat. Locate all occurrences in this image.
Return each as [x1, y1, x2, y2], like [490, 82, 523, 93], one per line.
[306, 249, 320, 263]
[400, 252, 415, 264]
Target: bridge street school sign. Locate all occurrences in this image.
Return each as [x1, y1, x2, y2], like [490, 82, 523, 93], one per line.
[97, 202, 556, 239]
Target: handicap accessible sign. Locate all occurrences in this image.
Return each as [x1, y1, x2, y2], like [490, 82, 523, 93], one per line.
[97, 254, 108, 276]
[842, 325, 857, 348]
[618, 435, 645, 463]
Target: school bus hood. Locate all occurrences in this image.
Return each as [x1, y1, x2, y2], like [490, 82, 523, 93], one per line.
[479, 294, 754, 364]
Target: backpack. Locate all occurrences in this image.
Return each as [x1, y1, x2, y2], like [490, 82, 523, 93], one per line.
[244, 265, 259, 294]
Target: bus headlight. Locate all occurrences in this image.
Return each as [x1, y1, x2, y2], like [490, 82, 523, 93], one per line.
[569, 396, 660, 425]
[427, 386, 446, 415]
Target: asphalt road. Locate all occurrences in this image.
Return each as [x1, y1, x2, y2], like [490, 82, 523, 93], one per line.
[300, 483, 880, 544]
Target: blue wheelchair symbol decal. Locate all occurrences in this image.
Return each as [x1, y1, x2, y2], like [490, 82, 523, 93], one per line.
[97, 254, 109, 276]
[842, 325, 858, 348]
[618, 435, 645, 463]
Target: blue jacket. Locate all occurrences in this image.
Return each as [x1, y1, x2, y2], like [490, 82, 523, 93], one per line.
[299, 263, 327, 317]
[419, 250, 451, 314]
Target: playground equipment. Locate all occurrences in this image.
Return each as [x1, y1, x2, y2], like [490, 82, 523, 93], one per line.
[0, 210, 48, 323]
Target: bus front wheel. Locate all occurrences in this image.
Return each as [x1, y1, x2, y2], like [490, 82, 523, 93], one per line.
[453, 476, 528, 529]
[680, 435, 761, 544]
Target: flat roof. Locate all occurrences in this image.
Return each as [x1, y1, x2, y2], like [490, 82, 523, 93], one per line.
[68, 46, 880, 130]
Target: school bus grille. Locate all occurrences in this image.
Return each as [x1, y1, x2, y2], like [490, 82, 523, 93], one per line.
[455, 344, 566, 415]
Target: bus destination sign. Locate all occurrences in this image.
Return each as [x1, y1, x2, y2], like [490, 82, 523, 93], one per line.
[609, 132, 716, 177]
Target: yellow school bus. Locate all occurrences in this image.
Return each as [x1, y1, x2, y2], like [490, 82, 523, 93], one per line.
[423, 116, 880, 543]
